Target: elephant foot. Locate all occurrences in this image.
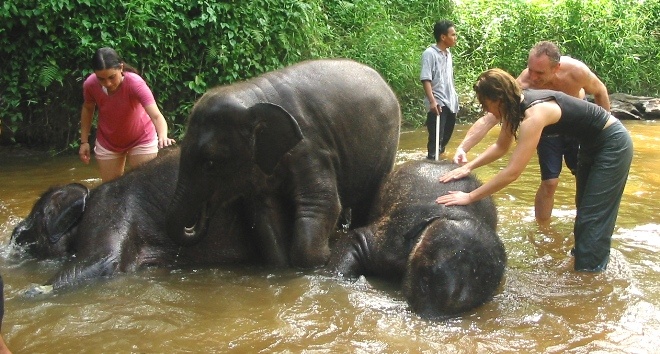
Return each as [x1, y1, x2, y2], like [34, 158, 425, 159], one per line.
[290, 242, 330, 269]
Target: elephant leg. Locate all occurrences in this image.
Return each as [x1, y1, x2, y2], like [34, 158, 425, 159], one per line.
[250, 195, 290, 267]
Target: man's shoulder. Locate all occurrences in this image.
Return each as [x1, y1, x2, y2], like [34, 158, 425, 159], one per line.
[559, 56, 591, 73]
[422, 45, 438, 55]
[517, 69, 532, 88]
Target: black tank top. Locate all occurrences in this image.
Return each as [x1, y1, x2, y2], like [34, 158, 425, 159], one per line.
[521, 89, 609, 140]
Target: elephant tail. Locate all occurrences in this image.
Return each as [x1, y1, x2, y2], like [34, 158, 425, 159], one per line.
[24, 255, 119, 297]
[401, 218, 506, 319]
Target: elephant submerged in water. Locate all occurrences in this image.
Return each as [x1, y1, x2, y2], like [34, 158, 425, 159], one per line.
[166, 59, 401, 268]
[326, 160, 507, 318]
[10, 148, 258, 294]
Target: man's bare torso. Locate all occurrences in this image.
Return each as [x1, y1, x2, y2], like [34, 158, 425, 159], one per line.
[518, 56, 590, 98]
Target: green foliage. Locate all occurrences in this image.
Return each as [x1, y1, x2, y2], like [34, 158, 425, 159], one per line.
[0, 0, 658, 149]
[0, 0, 327, 149]
[318, 0, 455, 125]
[566, 0, 660, 94]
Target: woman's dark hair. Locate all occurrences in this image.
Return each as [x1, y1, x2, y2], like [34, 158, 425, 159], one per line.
[473, 69, 523, 138]
[91, 47, 139, 74]
[433, 20, 454, 42]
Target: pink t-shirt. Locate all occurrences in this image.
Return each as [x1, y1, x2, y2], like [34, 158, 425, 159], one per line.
[83, 72, 157, 152]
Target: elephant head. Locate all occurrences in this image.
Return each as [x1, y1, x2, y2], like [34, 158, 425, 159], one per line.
[166, 96, 303, 246]
[10, 183, 89, 258]
[402, 218, 506, 318]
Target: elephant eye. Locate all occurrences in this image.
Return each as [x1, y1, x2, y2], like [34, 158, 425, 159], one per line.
[202, 160, 219, 174]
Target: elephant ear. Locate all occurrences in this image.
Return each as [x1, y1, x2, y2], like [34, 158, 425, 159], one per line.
[402, 216, 443, 241]
[249, 102, 303, 175]
[44, 183, 90, 244]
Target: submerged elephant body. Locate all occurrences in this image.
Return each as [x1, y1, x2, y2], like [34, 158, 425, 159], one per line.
[11, 148, 257, 293]
[327, 160, 506, 318]
[167, 59, 401, 268]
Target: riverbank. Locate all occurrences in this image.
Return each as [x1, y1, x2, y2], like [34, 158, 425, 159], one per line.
[0, 145, 58, 159]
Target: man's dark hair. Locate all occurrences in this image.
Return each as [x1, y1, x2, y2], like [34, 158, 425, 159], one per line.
[433, 20, 455, 42]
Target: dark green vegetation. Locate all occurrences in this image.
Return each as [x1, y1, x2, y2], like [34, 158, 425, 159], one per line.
[1, 0, 658, 150]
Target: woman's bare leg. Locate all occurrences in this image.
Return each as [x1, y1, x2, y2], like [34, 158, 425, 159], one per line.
[127, 153, 157, 169]
[97, 157, 126, 182]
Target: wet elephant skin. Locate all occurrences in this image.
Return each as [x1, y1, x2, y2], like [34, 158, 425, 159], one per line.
[166, 59, 402, 269]
[10, 147, 258, 295]
[326, 160, 507, 318]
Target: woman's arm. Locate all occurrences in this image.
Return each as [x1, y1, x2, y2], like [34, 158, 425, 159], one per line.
[79, 102, 95, 164]
[80, 102, 95, 142]
[437, 108, 550, 206]
[144, 104, 175, 148]
[439, 120, 515, 183]
[453, 112, 500, 164]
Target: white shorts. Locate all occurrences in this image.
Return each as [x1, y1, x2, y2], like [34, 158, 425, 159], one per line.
[94, 139, 158, 160]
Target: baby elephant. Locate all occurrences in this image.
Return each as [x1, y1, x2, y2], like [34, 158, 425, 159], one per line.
[10, 147, 257, 295]
[326, 160, 506, 318]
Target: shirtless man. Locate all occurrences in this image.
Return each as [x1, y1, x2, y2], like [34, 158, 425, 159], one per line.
[452, 41, 610, 225]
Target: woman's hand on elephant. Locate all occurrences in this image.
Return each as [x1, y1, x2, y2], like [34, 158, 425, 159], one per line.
[436, 191, 472, 206]
[438, 166, 471, 183]
[158, 137, 176, 149]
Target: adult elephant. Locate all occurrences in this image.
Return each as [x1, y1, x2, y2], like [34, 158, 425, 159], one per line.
[10, 147, 257, 294]
[166, 59, 402, 268]
[326, 160, 507, 318]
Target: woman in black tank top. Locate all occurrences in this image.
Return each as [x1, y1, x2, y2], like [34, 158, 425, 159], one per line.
[436, 68, 633, 272]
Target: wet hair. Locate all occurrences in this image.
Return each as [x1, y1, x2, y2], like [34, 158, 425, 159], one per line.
[529, 41, 561, 65]
[91, 47, 139, 74]
[473, 69, 523, 138]
[433, 20, 455, 42]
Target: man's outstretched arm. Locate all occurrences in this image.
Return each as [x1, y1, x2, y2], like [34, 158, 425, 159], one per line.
[453, 112, 500, 164]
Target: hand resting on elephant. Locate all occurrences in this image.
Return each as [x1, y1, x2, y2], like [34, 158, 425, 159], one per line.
[10, 147, 258, 295]
[166, 59, 402, 269]
[325, 160, 507, 318]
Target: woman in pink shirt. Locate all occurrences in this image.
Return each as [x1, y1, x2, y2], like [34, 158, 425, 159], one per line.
[79, 47, 175, 182]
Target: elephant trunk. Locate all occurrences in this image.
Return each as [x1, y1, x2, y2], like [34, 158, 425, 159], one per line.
[25, 255, 119, 296]
[166, 178, 210, 246]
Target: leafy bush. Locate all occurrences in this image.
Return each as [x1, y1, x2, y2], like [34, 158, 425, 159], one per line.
[1, 0, 658, 150]
[0, 0, 327, 149]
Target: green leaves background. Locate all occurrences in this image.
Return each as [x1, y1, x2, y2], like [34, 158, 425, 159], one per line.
[1, 0, 657, 150]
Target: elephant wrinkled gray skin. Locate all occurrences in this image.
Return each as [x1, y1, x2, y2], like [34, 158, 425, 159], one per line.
[10, 148, 257, 295]
[326, 160, 507, 318]
[166, 59, 402, 268]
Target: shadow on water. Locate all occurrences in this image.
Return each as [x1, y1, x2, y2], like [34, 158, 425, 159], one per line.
[0, 121, 659, 352]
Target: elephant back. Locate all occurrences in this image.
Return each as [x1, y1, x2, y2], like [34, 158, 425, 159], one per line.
[191, 59, 402, 225]
[251, 59, 401, 212]
[369, 159, 505, 317]
[370, 160, 497, 229]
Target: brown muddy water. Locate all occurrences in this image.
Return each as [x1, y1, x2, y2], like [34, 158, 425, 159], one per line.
[0, 121, 659, 353]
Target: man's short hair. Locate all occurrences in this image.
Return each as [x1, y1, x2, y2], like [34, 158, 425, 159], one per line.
[530, 41, 561, 64]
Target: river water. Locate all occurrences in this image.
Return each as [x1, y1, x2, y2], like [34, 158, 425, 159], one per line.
[0, 121, 659, 353]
